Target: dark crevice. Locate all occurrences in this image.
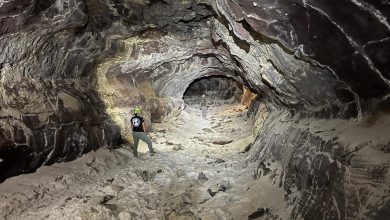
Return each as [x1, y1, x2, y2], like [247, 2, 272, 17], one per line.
[32, 0, 56, 15]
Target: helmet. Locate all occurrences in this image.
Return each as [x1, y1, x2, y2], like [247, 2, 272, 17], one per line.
[134, 106, 142, 115]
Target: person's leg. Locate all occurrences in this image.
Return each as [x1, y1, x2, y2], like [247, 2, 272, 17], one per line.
[139, 132, 155, 154]
[202, 107, 207, 119]
[132, 132, 140, 157]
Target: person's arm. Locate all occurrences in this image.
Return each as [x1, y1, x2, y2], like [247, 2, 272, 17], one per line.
[142, 122, 146, 133]
[142, 118, 148, 133]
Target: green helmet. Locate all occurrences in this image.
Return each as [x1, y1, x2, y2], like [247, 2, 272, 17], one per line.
[134, 106, 142, 115]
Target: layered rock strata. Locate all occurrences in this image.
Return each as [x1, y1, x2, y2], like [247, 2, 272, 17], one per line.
[0, 0, 389, 219]
[211, 1, 390, 219]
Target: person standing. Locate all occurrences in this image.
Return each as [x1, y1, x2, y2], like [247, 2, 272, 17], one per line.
[200, 94, 207, 119]
[130, 106, 155, 157]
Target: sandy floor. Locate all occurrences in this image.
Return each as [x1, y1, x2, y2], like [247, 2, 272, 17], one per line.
[0, 103, 289, 220]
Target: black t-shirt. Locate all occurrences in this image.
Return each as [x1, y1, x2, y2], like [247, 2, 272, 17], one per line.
[131, 116, 144, 132]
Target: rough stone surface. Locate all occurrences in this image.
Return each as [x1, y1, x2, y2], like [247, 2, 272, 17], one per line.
[213, 0, 390, 116]
[249, 108, 390, 220]
[0, 77, 122, 181]
[209, 1, 390, 219]
[0, 0, 389, 219]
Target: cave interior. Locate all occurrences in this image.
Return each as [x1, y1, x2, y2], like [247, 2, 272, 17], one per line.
[0, 0, 389, 219]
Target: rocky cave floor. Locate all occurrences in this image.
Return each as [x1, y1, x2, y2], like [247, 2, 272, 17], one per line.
[0, 100, 290, 220]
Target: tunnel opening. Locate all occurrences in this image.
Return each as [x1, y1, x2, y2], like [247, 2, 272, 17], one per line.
[154, 75, 269, 156]
[181, 75, 262, 122]
[183, 75, 244, 107]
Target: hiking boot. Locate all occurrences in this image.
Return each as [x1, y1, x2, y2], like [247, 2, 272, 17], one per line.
[150, 151, 156, 156]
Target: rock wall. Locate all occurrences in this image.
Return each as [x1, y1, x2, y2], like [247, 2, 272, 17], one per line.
[212, 0, 390, 117]
[0, 79, 121, 181]
[210, 1, 390, 219]
[0, 0, 389, 219]
[248, 108, 390, 219]
[0, 0, 123, 181]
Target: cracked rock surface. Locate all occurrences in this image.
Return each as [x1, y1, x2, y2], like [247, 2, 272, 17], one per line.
[0, 0, 389, 219]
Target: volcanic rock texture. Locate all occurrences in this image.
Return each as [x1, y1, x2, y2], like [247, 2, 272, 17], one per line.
[0, 0, 389, 219]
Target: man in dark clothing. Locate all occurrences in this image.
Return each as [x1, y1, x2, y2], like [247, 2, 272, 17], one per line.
[131, 106, 155, 157]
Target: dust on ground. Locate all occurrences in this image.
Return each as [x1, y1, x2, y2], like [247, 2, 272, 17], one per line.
[0, 102, 289, 220]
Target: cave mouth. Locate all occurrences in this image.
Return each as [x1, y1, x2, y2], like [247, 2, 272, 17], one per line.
[183, 75, 244, 107]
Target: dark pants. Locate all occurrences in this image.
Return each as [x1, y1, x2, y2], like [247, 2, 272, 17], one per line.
[132, 131, 154, 157]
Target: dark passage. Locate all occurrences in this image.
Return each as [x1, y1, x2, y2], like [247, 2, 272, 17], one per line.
[183, 76, 243, 106]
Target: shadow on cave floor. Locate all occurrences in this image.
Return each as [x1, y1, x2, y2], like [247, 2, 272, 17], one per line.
[0, 101, 289, 219]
